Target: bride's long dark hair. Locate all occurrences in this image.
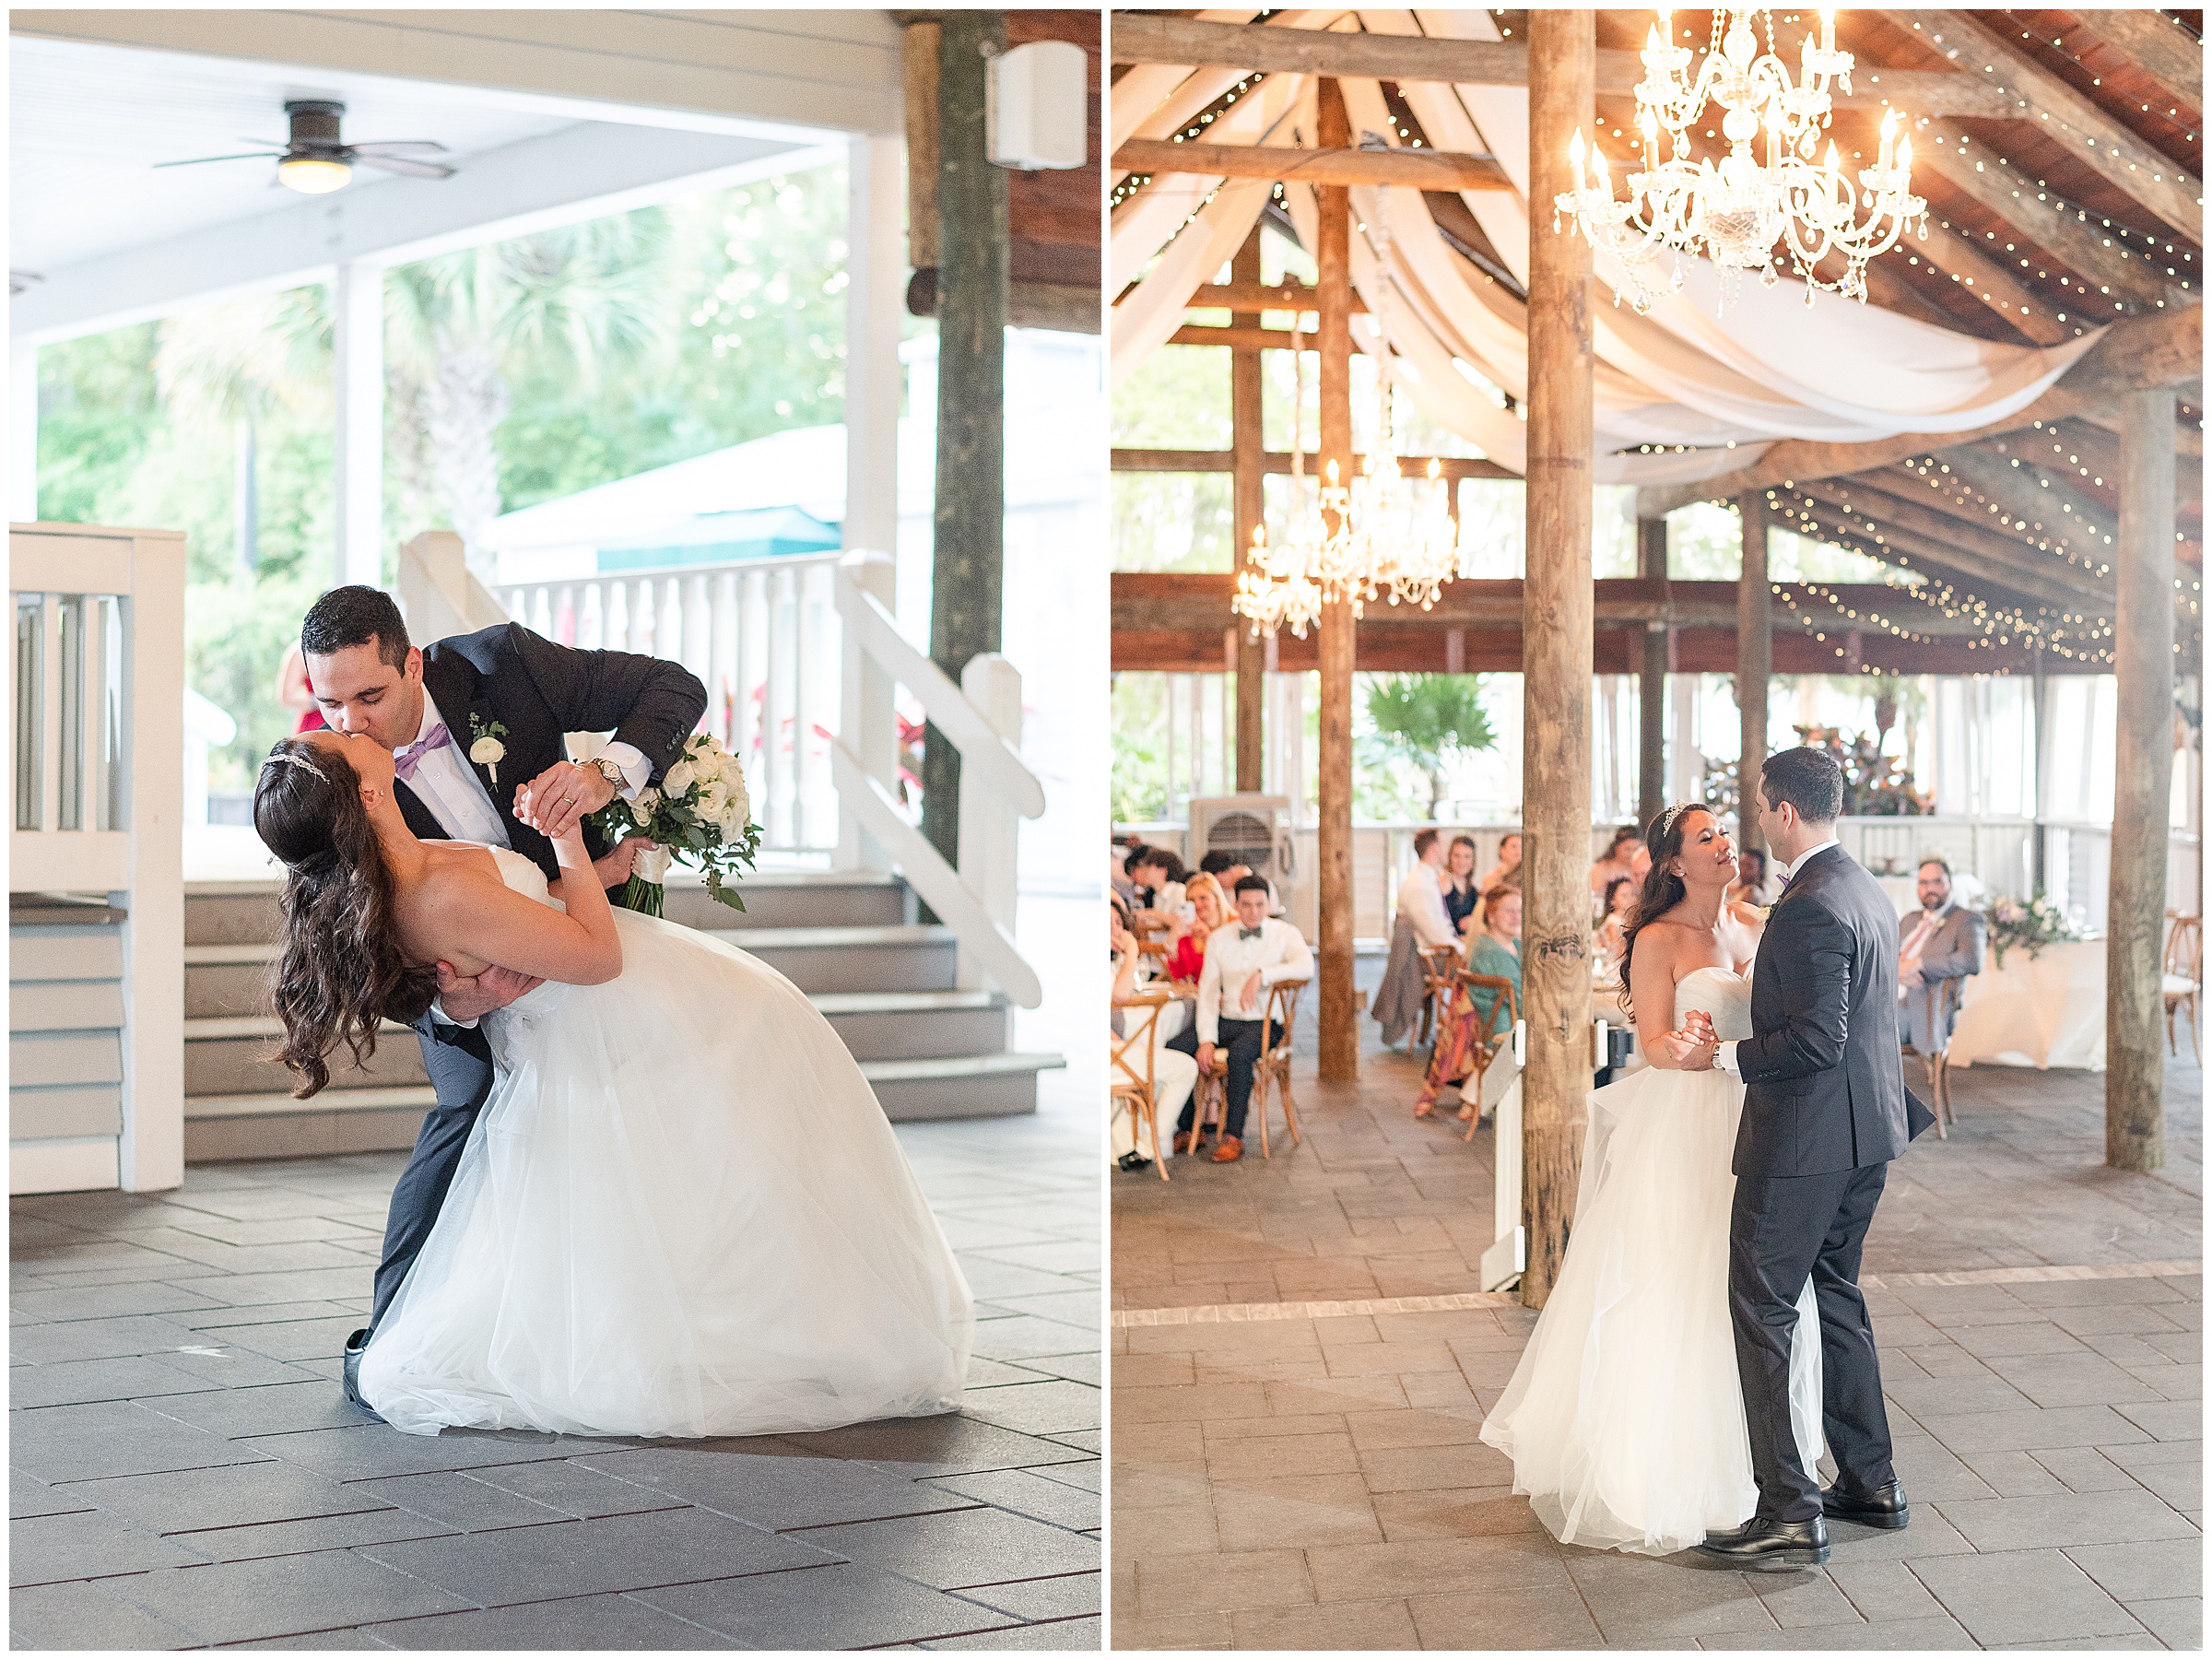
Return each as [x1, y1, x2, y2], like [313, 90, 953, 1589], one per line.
[253, 738, 436, 1098]
[1617, 803, 1715, 1023]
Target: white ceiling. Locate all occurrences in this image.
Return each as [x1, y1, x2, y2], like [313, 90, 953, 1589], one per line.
[12, 37, 585, 274]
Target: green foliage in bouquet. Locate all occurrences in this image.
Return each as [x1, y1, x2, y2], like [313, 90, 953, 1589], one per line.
[1985, 890, 2088, 969]
[588, 732, 762, 918]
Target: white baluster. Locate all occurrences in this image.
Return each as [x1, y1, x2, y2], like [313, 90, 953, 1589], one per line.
[606, 582, 629, 652]
[529, 586, 552, 638]
[739, 570, 770, 799]
[556, 584, 576, 646]
[578, 583, 603, 649]
[711, 572, 740, 744]
[792, 567, 817, 848]
[683, 573, 712, 694]
[765, 567, 795, 847]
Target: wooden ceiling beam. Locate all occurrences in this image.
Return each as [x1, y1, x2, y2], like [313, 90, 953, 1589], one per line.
[1636, 303, 2202, 514]
[1842, 467, 2118, 602]
[1107, 14, 2018, 116]
[1113, 137, 1511, 192]
[1790, 478, 2107, 613]
[1893, 13, 2205, 241]
[1912, 121, 2182, 307]
[1908, 218, 2072, 344]
[1934, 441, 2120, 562]
[1111, 447, 1515, 479]
[1188, 280, 1367, 313]
[2065, 10, 2203, 115]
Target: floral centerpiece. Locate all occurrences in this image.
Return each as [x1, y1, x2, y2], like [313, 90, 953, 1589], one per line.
[588, 732, 761, 918]
[1985, 890, 2088, 969]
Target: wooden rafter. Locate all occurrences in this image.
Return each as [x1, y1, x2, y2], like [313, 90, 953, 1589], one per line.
[1892, 13, 2205, 242]
[1913, 121, 2181, 307]
[1791, 477, 2103, 614]
[2065, 10, 2205, 114]
[1107, 13, 2019, 116]
[1112, 137, 1511, 192]
[1110, 447, 1513, 479]
[1908, 217, 2070, 344]
[1933, 443, 2120, 562]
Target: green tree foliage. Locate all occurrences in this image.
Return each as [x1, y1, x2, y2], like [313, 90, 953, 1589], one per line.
[1359, 674, 1497, 820]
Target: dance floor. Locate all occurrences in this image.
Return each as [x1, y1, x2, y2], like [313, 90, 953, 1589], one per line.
[8, 1069, 1100, 1650]
[1111, 957, 2202, 1650]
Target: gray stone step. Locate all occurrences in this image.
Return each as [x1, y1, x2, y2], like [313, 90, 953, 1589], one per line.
[184, 1018, 426, 1097]
[713, 924, 959, 995]
[859, 1053, 1066, 1121]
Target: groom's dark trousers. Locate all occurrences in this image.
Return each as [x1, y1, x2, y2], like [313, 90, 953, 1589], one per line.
[1728, 843, 1930, 1526]
[364, 622, 705, 1326]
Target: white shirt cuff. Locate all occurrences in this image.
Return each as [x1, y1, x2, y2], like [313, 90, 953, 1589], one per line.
[596, 742, 651, 800]
[429, 1000, 480, 1031]
[1716, 1040, 1741, 1077]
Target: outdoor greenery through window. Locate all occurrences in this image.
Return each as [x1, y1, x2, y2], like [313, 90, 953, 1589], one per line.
[35, 162, 866, 805]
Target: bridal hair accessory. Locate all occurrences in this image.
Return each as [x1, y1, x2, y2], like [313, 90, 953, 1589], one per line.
[266, 749, 325, 782]
[1655, 802, 1694, 841]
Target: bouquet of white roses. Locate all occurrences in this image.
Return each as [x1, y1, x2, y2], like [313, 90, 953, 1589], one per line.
[588, 732, 762, 917]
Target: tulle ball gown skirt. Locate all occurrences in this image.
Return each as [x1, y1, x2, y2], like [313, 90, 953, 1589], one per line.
[1477, 1063, 1820, 1556]
[359, 910, 976, 1439]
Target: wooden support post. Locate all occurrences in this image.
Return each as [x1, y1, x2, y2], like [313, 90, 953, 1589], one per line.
[1520, 12, 1594, 1309]
[1231, 229, 1266, 793]
[1637, 514, 1667, 830]
[921, 10, 1008, 874]
[2107, 387, 2175, 1172]
[1735, 491, 1771, 853]
[1316, 79, 1359, 1084]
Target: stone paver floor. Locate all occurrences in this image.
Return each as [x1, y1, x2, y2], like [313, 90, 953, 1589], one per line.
[1111, 962, 2202, 1650]
[11, 1074, 1100, 1651]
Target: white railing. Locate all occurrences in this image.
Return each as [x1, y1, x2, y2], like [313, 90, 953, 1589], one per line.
[405, 535, 1047, 1008]
[8, 521, 185, 1195]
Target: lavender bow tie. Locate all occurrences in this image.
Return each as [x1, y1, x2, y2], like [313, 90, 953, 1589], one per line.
[394, 722, 453, 782]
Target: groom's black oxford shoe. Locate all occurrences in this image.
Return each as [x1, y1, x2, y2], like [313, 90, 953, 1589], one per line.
[1690, 1517, 1830, 1571]
[1823, 1478, 1910, 1530]
[341, 1328, 381, 1420]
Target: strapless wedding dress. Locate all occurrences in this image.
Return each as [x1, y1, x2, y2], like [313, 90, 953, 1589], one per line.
[1478, 967, 1822, 1555]
[358, 845, 974, 1438]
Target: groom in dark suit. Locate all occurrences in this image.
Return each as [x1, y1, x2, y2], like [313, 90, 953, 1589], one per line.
[296, 585, 707, 1408]
[1680, 746, 1928, 1570]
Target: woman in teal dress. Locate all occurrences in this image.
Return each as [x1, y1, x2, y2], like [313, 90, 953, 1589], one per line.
[1416, 887, 1522, 1117]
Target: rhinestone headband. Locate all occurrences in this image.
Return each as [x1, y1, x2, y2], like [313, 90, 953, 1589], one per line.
[266, 750, 324, 782]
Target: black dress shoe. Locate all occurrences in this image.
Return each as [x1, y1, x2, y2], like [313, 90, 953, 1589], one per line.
[1117, 1151, 1155, 1172]
[341, 1327, 380, 1419]
[1690, 1516, 1829, 1571]
[1823, 1478, 1910, 1529]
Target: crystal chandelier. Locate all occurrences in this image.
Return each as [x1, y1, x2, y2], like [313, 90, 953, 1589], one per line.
[1233, 204, 1465, 638]
[1552, 8, 1926, 312]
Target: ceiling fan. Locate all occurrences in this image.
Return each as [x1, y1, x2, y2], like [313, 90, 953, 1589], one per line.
[155, 100, 456, 195]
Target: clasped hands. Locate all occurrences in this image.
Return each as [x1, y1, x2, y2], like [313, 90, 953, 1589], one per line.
[1652, 1008, 1723, 1071]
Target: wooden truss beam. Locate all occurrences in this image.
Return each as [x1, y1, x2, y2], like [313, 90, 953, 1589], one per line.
[1803, 475, 2111, 611]
[1112, 447, 1515, 480]
[1893, 13, 2205, 242]
[1189, 280, 1367, 313]
[1911, 218, 2071, 345]
[1108, 14, 2018, 117]
[2065, 10, 2203, 113]
[1636, 303, 2202, 515]
[1112, 137, 1511, 192]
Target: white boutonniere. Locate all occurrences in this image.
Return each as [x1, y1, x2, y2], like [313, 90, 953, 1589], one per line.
[467, 713, 509, 785]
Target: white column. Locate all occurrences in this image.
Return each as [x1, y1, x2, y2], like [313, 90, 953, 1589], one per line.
[9, 341, 37, 523]
[332, 261, 384, 590]
[837, 133, 906, 869]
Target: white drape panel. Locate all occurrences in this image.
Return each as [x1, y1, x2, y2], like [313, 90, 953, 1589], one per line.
[1111, 7, 2108, 480]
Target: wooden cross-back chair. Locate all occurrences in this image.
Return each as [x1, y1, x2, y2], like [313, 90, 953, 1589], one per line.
[1188, 978, 1310, 1161]
[1111, 990, 1172, 1183]
[1454, 973, 1520, 1142]
[1916, 976, 1963, 1139]
[2165, 912, 2202, 1060]
[1418, 944, 1463, 1047]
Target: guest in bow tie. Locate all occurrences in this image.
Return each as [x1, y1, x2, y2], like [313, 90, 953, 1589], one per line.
[1164, 877, 1312, 1162]
[295, 585, 707, 1418]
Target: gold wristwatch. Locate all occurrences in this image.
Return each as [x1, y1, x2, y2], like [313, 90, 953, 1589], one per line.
[586, 756, 627, 793]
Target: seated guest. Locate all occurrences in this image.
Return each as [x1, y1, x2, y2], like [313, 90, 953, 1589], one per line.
[1125, 846, 1187, 929]
[1478, 831, 1523, 896]
[1589, 825, 1642, 908]
[1112, 906, 1197, 1171]
[1443, 834, 1481, 936]
[1164, 873, 1228, 984]
[1198, 848, 1277, 911]
[1899, 856, 1985, 1057]
[1729, 844, 1772, 910]
[1417, 887, 1524, 1118]
[1372, 828, 1459, 1048]
[1165, 877, 1312, 1162]
[1594, 874, 1638, 972]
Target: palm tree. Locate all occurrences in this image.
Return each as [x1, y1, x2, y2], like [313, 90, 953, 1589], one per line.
[384, 213, 675, 559]
[1361, 674, 1497, 819]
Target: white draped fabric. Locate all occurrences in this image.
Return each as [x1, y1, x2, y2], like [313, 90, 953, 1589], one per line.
[1110, 9, 2104, 484]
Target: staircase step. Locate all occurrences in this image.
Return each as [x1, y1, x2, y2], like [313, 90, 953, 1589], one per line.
[858, 1052, 1066, 1121]
[659, 872, 911, 932]
[809, 991, 1011, 1060]
[711, 924, 958, 995]
[185, 1020, 426, 1097]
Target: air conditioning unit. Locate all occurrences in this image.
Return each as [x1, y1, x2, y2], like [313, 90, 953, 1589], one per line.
[1188, 795, 1296, 917]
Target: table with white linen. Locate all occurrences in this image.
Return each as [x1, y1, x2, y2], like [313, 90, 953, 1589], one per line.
[1945, 938, 2106, 1072]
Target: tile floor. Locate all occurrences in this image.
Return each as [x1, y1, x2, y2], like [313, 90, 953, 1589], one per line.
[11, 1072, 1101, 1650]
[1111, 961, 2203, 1650]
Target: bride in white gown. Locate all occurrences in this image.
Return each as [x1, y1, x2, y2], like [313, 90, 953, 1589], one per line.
[256, 730, 972, 1439]
[1479, 805, 1822, 1556]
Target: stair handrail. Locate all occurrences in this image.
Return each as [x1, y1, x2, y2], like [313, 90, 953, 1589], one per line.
[830, 745, 1042, 1007]
[832, 562, 1046, 821]
[395, 530, 508, 642]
